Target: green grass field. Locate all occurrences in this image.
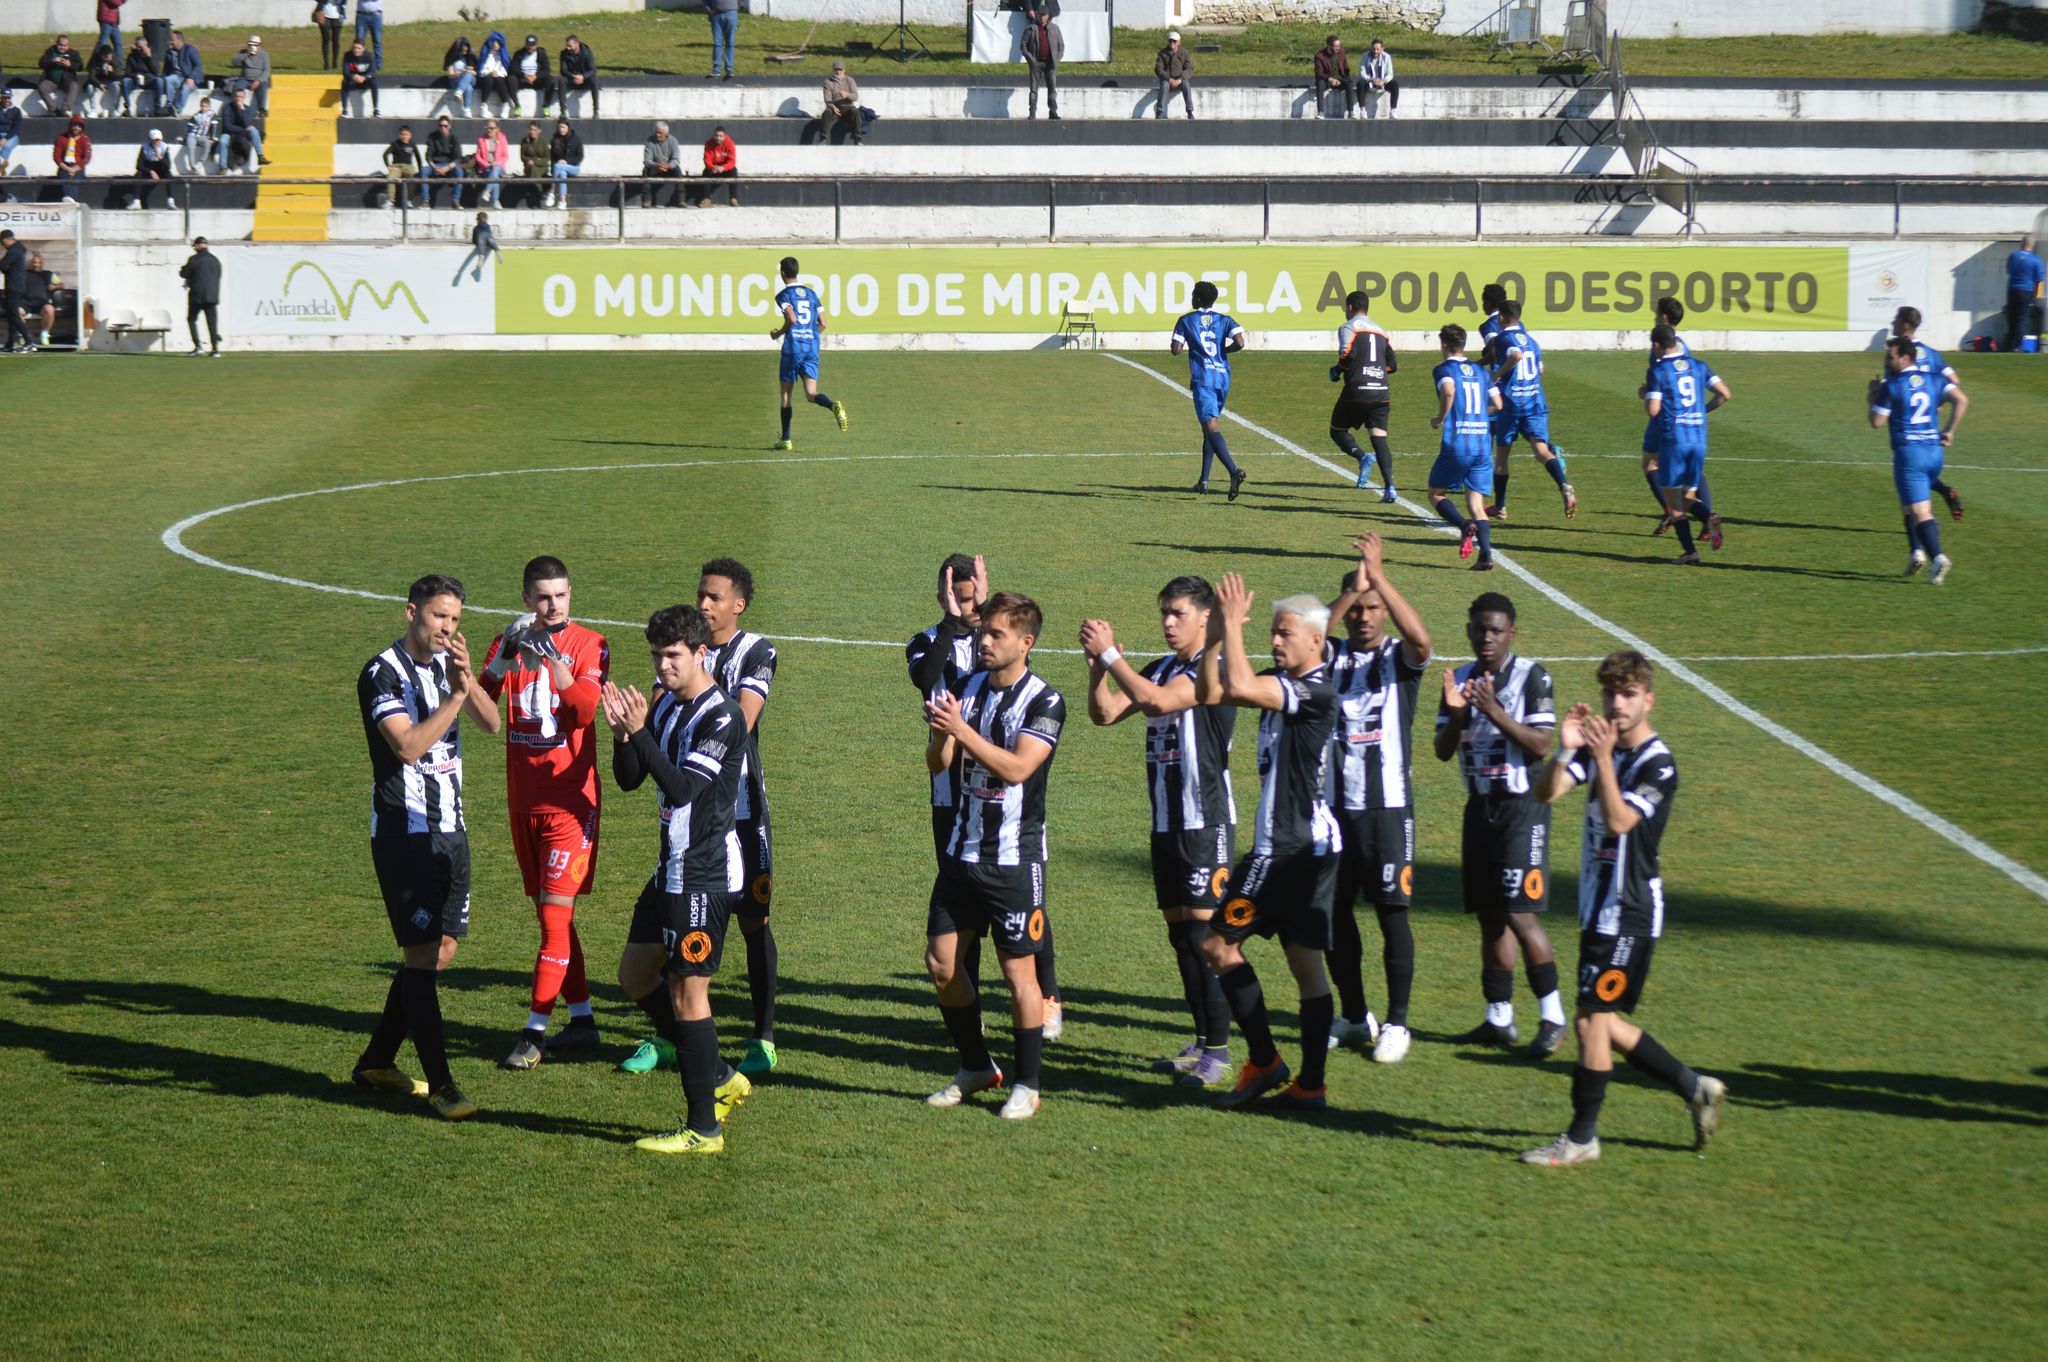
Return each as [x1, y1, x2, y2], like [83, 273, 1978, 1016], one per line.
[3, 344, 2045, 1360]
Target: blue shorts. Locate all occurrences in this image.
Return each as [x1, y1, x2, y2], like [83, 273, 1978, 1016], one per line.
[1429, 442, 1494, 494]
[1892, 447, 1944, 505]
[779, 352, 819, 383]
[1495, 402, 1550, 449]
[1658, 441, 1705, 491]
[1192, 377, 1230, 424]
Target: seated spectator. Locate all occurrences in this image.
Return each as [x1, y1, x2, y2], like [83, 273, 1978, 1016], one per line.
[132, 125, 175, 207]
[476, 32, 514, 116]
[0, 93, 20, 200]
[1154, 31, 1193, 120]
[1312, 35, 1352, 120]
[1361, 38, 1399, 119]
[641, 120, 682, 207]
[699, 125, 738, 207]
[230, 34, 271, 114]
[340, 39, 379, 117]
[18, 251, 56, 349]
[473, 116, 510, 207]
[122, 37, 155, 116]
[424, 114, 464, 206]
[559, 35, 599, 118]
[39, 36, 88, 118]
[315, 0, 346, 71]
[512, 35, 556, 119]
[517, 119, 547, 207]
[822, 60, 861, 145]
[181, 97, 217, 173]
[442, 36, 477, 117]
[157, 30, 204, 119]
[545, 117, 582, 207]
[87, 42, 123, 117]
[52, 116, 91, 202]
[382, 122, 423, 208]
[221, 87, 269, 171]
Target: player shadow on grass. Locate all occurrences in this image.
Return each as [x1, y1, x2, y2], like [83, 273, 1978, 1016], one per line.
[1495, 537, 1886, 581]
[1731, 1063, 2048, 1128]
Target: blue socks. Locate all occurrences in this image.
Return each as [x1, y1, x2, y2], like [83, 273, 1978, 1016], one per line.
[1913, 517, 1943, 559]
[1200, 429, 1240, 480]
[1474, 519, 1494, 558]
[780, 404, 792, 439]
[1544, 457, 1570, 488]
[811, 391, 835, 409]
[1434, 496, 1469, 530]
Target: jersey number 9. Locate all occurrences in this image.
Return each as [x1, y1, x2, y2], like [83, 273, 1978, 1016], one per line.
[1676, 374, 1697, 407]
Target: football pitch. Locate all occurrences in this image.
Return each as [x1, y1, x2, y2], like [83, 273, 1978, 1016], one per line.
[4, 345, 2044, 1360]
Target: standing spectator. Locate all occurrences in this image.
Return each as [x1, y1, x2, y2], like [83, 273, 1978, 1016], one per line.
[476, 32, 514, 116]
[546, 117, 582, 208]
[341, 39, 378, 117]
[641, 119, 682, 208]
[0, 93, 21, 201]
[222, 87, 269, 171]
[424, 114, 464, 206]
[355, 0, 386, 73]
[52, 115, 90, 202]
[1312, 35, 1352, 120]
[0, 230, 26, 351]
[1023, 10, 1062, 122]
[513, 35, 555, 119]
[1154, 31, 1193, 120]
[315, 0, 347, 72]
[517, 118, 547, 207]
[181, 96, 217, 173]
[131, 125, 175, 208]
[87, 43, 122, 117]
[2005, 234, 2044, 351]
[231, 35, 271, 114]
[382, 123, 422, 209]
[18, 252, 57, 347]
[473, 116, 510, 207]
[442, 36, 478, 117]
[1361, 38, 1399, 119]
[180, 234, 221, 357]
[158, 31, 203, 119]
[97, 0, 126, 63]
[121, 36, 155, 115]
[822, 60, 861, 145]
[39, 36, 87, 118]
[559, 35, 599, 118]
[707, 0, 740, 81]
[699, 124, 738, 206]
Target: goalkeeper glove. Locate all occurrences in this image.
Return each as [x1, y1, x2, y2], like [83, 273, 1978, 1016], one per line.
[486, 613, 536, 681]
[520, 626, 567, 668]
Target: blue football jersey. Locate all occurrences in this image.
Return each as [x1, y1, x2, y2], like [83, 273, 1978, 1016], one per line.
[1643, 333, 1691, 389]
[1874, 370, 1953, 456]
[1433, 359, 1497, 452]
[776, 284, 822, 358]
[1174, 309, 1243, 386]
[1478, 312, 1503, 366]
[1498, 325, 1546, 408]
[1648, 355, 1712, 449]
[1910, 341, 1958, 384]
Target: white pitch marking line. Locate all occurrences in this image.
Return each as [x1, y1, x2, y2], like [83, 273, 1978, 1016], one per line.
[1104, 350, 2048, 903]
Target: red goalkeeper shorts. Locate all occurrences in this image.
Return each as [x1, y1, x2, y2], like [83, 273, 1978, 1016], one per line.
[510, 807, 599, 899]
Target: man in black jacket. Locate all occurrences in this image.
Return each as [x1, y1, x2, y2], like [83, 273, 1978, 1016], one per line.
[512, 35, 555, 119]
[221, 87, 270, 170]
[38, 36, 88, 117]
[424, 114, 465, 207]
[180, 235, 221, 357]
[341, 39, 379, 117]
[0, 231, 29, 353]
[559, 35, 598, 118]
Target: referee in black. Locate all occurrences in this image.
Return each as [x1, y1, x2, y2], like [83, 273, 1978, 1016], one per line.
[1329, 291, 1398, 500]
[179, 235, 222, 357]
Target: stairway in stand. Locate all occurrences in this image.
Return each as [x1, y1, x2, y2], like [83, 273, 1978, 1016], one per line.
[251, 74, 336, 241]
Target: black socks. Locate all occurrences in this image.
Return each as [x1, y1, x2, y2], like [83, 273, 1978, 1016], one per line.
[1378, 906, 1415, 1027]
[744, 923, 778, 1042]
[1169, 920, 1230, 1049]
[1035, 922, 1059, 1002]
[399, 966, 452, 1090]
[634, 985, 683, 1048]
[1527, 959, 1559, 1004]
[677, 1016, 721, 1134]
[941, 1000, 994, 1072]
[1013, 1026, 1044, 1089]
[1568, 1065, 1609, 1142]
[1297, 993, 1334, 1089]
[1625, 1031, 1700, 1101]
[1369, 433, 1394, 487]
[1329, 903, 1368, 1024]
[1491, 463, 1510, 510]
[1218, 962, 1277, 1067]
[358, 969, 408, 1072]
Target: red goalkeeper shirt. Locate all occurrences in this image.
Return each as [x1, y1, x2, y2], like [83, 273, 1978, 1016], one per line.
[481, 621, 611, 816]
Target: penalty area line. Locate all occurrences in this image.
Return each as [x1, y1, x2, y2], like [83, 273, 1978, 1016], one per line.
[1103, 350, 2048, 903]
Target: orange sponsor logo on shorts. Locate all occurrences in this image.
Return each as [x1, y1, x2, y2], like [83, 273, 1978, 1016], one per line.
[1222, 897, 1255, 928]
[568, 851, 590, 881]
[1027, 909, 1046, 941]
[1594, 968, 1628, 1002]
[1525, 869, 1546, 900]
[1399, 864, 1414, 897]
[751, 873, 773, 905]
[678, 931, 713, 964]
[1210, 867, 1230, 900]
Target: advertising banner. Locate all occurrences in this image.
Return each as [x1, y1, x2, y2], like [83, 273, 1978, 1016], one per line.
[221, 243, 496, 336]
[493, 243, 1895, 337]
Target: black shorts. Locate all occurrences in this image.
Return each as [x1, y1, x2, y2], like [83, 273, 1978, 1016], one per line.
[628, 873, 738, 978]
[1213, 852, 1336, 950]
[931, 804, 953, 861]
[1332, 396, 1391, 433]
[1151, 824, 1235, 912]
[1461, 794, 1551, 914]
[737, 809, 773, 919]
[370, 831, 471, 947]
[1576, 931, 1656, 1014]
[1333, 807, 1414, 910]
[927, 859, 1049, 956]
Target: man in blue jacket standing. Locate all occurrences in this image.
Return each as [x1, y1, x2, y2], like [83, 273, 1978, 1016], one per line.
[2005, 234, 2043, 351]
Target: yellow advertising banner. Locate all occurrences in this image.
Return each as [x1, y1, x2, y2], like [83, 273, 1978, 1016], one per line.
[495, 244, 1852, 335]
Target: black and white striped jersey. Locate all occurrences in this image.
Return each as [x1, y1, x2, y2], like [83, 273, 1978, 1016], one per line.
[1140, 654, 1237, 834]
[1566, 737, 1678, 938]
[359, 642, 465, 837]
[1252, 666, 1343, 859]
[1437, 655, 1555, 797]
[707, 630, 777, 822]
[635, 685, 747, 895]
[940, 669, 1067, 866]
[908, 619, 981, 808]
[1327, 636, 1426, 812]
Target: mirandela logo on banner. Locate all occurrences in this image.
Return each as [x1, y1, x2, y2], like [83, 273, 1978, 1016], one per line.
[257, 260, 428, 324]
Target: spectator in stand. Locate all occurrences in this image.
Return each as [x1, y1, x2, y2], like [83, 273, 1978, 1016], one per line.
[0, 230, 26, 351]
[1023, 10, 1061, 122]
[473, 116, 510, 207]
[513, 35, 556, 119]
[180, 234, 221, 357]
[231, 35, 271, 114]
[699, 124, 738, 206]
[39, 36, 88, 118]
[2006, 234, 2044, 351]
[1312, 35, 1352, 120]
[87, 43, 122, 117]
[18, 252, 57, 347]
[355, 0, 386, 73]
[315, 0, 347, 72]
[132, 125, 175, 208]
[222, 87, 269, 171]
[425, 114, 464, 206]
[546, 116, 582, 207]
[158, 31, 204, 120]
[97, 0, 126, 62]
[341, 39, 378, 117]
[476, 32, 514, 115]
[706, 0, 740, 81]
[0, 94, 21, 200]
[1361, 38, 1399, 119]
[182, 96, 217, 174]
[52, 115, 90, 201]
[442, 35, 477, 117]
[559, 35, 599, 118]
[641, 120, 682, 208]
[382, 123, 422, 208]
[1154, 31, 1193, 120]
[122, 37, 155, 115]
[517, 118, 547, 206]
[822, 60, 861, 145]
